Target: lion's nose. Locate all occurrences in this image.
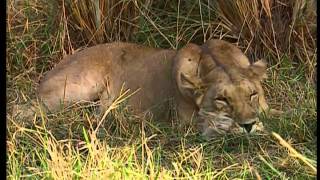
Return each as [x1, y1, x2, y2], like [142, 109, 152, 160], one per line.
[239, 121, 256, 133]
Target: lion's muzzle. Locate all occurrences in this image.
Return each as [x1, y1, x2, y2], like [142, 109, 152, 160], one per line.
[197, 109, 264, 138]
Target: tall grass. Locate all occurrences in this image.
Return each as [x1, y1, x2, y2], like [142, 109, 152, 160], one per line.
[63, 0, 144, 44]
[214, 0, 316, 81]
[7, 0, 317, 179]
[61, 0, 316, 80]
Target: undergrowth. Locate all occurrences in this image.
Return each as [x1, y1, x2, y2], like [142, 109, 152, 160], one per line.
[7, 0, 316, 179]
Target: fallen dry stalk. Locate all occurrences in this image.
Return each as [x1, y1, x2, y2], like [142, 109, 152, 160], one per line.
[95, 85, 140, 133]
[272, 132, 317, 174]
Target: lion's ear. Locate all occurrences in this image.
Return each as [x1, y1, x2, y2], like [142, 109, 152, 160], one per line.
[184, 43, 202, 51]
[248, 59, 267, 80]
[179, 73, 207, 105]
[180, 73, 202, 90]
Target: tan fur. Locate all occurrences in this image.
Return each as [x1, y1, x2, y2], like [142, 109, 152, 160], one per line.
[38, 40, 277, 138]
[38, 42, 176, 119]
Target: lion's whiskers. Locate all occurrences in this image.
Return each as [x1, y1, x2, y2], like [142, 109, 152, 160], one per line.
[198, 109, 234, 133]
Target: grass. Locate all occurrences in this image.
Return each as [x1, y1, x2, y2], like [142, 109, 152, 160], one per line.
[7, 0, 316, 179]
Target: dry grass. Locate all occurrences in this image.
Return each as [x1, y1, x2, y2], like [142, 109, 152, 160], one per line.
[63, 0, 144, 45]
[214, 0, 317, 81]
[7, 0, 316, 179]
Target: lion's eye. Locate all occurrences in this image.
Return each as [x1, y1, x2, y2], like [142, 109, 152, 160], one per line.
[214, 96, 228, 109]
[250, 92, 258, 101]
[215, 97, 228, 103]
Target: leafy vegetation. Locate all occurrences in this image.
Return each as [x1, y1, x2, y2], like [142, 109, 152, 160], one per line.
[7, 0, 316, 179]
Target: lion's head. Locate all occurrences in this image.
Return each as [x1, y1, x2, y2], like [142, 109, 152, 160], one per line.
[174, 40, 268, 138]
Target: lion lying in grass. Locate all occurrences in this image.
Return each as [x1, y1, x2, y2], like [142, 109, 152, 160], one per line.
[38, 39, 280, 138]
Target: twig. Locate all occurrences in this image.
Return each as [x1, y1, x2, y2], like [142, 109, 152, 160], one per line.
[272, 132, 317, 174]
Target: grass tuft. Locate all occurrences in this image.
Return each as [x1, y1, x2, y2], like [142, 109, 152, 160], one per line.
[7, 0, 316, 179]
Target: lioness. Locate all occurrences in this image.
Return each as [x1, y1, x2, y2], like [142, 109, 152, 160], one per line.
[38, 40, 276, 138]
